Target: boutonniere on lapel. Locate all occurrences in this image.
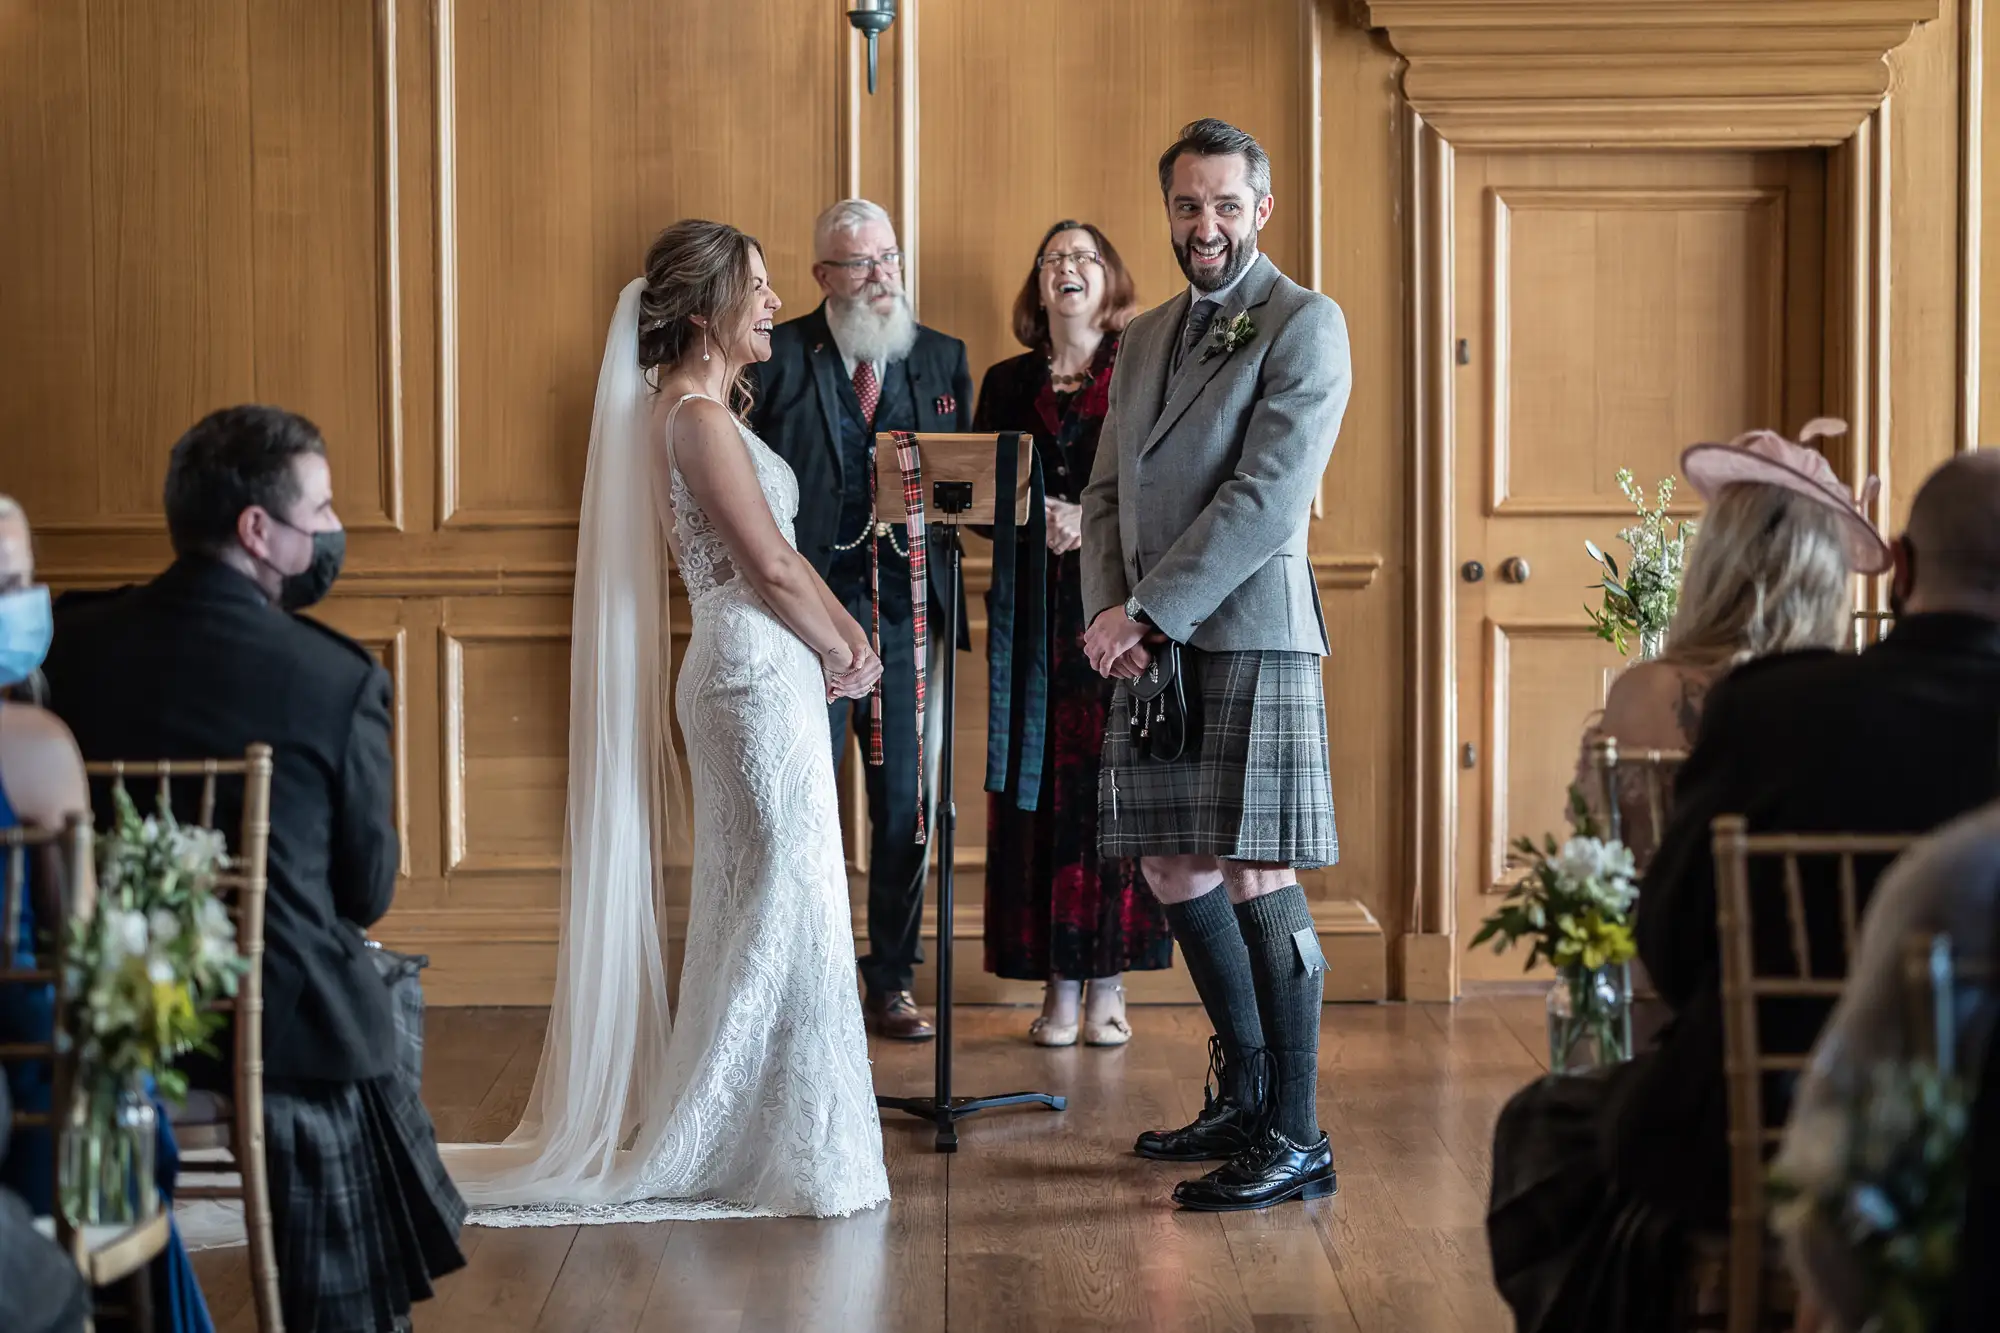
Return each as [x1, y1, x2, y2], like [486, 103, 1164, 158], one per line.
[1202, 312, 1257, 363]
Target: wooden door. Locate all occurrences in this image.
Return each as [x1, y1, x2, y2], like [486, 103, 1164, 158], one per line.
[1452, 149, 1828, 982]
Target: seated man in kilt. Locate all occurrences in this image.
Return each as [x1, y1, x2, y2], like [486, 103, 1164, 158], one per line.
[43, 405, 466, 1332]
[1082, 118, 1351, 1212]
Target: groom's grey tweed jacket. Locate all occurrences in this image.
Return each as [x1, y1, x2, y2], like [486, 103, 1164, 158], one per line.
[1081, 253, 1351, 654]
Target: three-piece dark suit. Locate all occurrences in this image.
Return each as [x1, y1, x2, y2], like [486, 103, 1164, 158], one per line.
[41, 556, 465, 1332]
[746, 302, 974, 996]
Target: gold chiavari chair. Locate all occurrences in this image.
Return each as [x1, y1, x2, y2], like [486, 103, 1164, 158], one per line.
[1588, 737, 1688, 1051]
[1901, 932, 1995, 1076]
[1588, 735, 1686, 870]
[86, 747, 281, 1333]
[1852, 609, 1895, 652]
[3, 813, 173, 1327]
[1710, 816, 1921, 1333]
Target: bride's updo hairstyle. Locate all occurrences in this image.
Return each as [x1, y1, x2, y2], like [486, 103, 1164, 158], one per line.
[637, 219, 764, 414]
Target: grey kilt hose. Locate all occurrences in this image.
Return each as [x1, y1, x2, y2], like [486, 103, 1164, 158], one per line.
[1097, 648, 1338, 868]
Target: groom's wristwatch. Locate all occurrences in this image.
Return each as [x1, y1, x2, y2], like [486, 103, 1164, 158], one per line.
[1124, 595, 1153, 627]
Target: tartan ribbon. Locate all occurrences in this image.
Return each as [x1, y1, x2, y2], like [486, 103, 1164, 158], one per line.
[866, 431, 930, 846]
[981, 432, 1049, 811]
[866, 440, 885, 766]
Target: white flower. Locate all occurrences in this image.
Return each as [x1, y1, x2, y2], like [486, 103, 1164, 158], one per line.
[173, 827, 226, 874]
[196, 896, 234, 941]
[146, 953, 177, 985]
[1551, 837, 1638, 914]
[101, 909, 149, 962]
[148, 908, 182, 945]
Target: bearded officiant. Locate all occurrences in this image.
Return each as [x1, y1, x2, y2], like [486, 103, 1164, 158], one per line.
[746, 198, 974, 1042]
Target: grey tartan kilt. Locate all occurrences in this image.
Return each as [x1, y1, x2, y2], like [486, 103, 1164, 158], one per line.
[1098, 648, 1338, 868]
[264, 1071, 467, 1333]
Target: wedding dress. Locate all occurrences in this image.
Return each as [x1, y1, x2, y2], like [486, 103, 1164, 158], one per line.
[440, 278, 889, 1224]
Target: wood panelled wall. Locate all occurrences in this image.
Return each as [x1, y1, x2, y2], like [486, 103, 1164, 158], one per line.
[2, 0, 1987, 1001]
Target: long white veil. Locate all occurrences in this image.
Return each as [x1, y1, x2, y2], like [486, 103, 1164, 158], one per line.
[440, 276, 687, 1211]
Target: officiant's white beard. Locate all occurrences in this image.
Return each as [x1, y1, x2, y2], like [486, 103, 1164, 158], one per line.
[825, 287, 918, 365]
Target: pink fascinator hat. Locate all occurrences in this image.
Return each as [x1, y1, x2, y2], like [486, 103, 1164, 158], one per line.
[1679, 418, 1891, 574]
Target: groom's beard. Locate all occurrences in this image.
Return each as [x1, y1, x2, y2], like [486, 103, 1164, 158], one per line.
[825, 287, 918, 366]
[1175, 230, 1258, 293]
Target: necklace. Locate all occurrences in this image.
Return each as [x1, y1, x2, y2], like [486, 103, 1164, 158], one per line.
[1047, 362, 1091, 390]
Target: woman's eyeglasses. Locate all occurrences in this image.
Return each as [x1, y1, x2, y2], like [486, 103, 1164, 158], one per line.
[1038, 250, 1102, 271]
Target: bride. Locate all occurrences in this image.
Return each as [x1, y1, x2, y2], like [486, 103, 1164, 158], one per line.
[441, 220, 891, 1222]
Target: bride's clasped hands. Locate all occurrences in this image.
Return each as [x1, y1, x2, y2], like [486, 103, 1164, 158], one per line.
[822, 638, 882, 701]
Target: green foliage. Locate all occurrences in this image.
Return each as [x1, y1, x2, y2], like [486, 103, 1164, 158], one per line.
[1585, 470, 1697, 657]
[1770, 1062, 1971, 1333]
[1470, 786, 1639, 974]
[63, 784, 248, 1103]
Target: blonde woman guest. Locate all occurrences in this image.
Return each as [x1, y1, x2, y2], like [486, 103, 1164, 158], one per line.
[1577, 420, 1889, 860]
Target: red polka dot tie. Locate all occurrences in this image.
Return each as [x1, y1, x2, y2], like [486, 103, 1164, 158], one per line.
[852, 360, 880, 425]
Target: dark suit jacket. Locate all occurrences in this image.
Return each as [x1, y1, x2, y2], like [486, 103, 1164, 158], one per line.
[1608, 614, 2000, 1228]
[745, 301, 974, 621]
[42, 557, 398, 1086]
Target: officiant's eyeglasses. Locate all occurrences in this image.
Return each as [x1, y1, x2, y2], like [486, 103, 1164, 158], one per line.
[822, 251, 902, 275]
[1038, 249, 1103, 270]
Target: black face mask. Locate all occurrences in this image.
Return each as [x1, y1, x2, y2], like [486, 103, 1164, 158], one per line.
[277, 527, 346, 611]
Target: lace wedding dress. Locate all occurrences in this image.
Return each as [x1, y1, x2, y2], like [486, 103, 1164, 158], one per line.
[440, 279, 888, 1225]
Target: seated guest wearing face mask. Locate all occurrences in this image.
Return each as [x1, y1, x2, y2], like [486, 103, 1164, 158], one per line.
[1, 494, 218, 1333]
[40, 406, 465, 1333]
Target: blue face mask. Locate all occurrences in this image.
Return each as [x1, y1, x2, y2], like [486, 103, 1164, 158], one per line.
[0, 585, 52, 686]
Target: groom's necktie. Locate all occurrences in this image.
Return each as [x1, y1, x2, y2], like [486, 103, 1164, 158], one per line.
[1175, 298, 1221, 377]
[852, 360, 881, 425]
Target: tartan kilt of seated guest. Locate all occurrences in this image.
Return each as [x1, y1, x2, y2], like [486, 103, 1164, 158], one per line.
[264, 1070, 467, 1333]
[1098, 648, 1338, 868]
[367, 944, 429, 1096]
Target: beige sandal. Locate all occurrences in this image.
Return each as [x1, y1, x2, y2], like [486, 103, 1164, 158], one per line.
[1029, 1014, 1079, 1047]
[1083, 982, 1133, 1046]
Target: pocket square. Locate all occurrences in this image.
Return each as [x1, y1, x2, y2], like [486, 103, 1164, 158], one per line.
[933, 394, 957, 416]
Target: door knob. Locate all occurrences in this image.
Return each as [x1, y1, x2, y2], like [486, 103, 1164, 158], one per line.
[1498, 556, 1531, 584]
[1460, 560, 1485, 583]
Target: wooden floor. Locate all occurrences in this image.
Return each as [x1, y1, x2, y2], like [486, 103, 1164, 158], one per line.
[192, 997, 1549, 1333]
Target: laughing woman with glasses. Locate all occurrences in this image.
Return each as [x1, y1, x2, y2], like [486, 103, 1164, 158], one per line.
[974, 221, 1171, 1047]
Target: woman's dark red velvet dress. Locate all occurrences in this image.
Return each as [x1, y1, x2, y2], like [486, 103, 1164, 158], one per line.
[974, 337, 1173, 981]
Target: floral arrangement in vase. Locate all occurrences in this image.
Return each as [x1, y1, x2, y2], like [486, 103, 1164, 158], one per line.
[60, 783, 247, 1223]
[1585, 469, 1697, 661]
[1471, 789, 1640, 1071]
[1769, 1060, 1970, 1333]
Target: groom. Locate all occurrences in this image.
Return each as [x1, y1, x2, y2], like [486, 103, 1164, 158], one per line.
[748, 198, 974, 1041]
[1082, 118, 1351, 1210]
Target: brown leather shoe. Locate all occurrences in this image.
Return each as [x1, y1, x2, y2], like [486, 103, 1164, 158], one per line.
[864, 990, 936, 1041]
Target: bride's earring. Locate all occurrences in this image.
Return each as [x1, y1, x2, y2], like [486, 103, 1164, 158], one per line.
[702, 326, 712, 362]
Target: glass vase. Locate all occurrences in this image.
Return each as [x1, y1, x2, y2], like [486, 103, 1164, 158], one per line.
[1546, 965, 1633, 1073]
[59, 1072, 159, 1227]
[1638, 627, 1667, 661]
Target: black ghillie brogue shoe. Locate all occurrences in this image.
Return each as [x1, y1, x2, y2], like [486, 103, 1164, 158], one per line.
[1171, 1125, 1337, 1212]
[1134, 1036, 1265, 1163]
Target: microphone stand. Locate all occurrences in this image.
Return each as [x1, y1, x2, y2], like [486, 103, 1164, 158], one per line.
[876, 481, 1066, 1151]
